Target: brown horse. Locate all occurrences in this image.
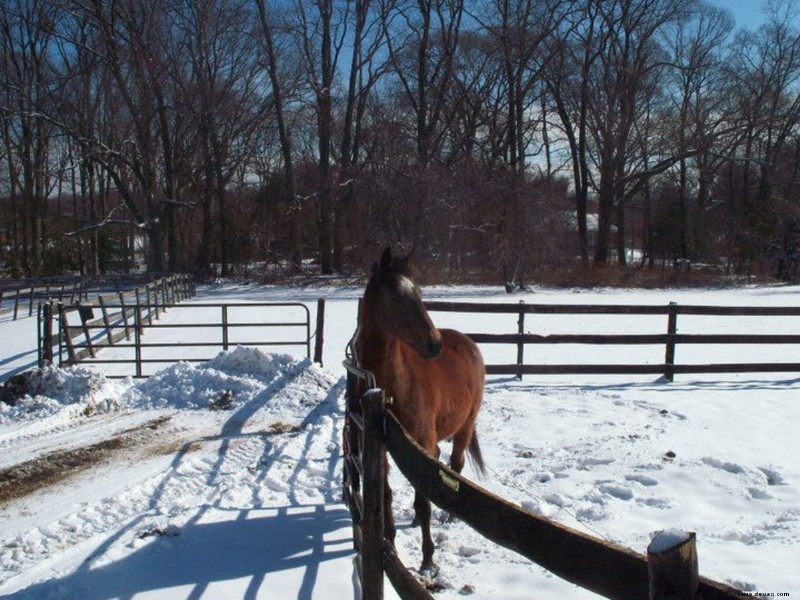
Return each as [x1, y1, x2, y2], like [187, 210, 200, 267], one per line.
[356, 246, 485, 573]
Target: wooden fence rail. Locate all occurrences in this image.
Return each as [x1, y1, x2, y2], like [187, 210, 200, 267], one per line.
[0, 277, 87, 320]
[343, 361, 743, 600]
[424, 300, 800, 381]
[2, 274, 190, 321]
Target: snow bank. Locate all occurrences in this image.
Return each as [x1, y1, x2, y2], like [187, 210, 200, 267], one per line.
[0, 366, 125, 425]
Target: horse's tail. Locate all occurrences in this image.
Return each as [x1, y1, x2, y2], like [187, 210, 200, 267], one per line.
[467, 430, 486, 476]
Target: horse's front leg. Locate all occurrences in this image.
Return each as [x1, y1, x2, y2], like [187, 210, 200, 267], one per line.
[411, 444, 440, 528]
[414, 490, 435, 574]
[383, 457, 396, 543]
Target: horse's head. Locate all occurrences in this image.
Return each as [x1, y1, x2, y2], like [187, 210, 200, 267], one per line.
[362, 246, 443, 360]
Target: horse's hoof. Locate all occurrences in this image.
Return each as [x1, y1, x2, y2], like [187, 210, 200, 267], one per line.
[419, 562, 439, 579]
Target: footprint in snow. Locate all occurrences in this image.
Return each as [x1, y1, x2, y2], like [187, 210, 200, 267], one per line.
[758, 466, 784, 486]
[701, 456, 746, 475]
[747, 487, 773, 500]
[625, 473, 658, 487]
[598, 483, 634, 501]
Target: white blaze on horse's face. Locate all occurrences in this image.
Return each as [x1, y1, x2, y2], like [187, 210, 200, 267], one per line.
[374, 271, 443, 360]
[396, 274, 417, 297]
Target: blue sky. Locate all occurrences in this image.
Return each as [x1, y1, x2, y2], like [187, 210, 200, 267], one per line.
[707, 0, 769, 29]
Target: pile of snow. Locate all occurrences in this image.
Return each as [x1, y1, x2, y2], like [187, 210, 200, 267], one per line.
[0, 366, 125, 425]
[1, 347, 326, 420]
[126, 347, 309, 411]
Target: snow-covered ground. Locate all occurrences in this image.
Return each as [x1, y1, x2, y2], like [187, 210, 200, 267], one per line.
[1, 282, 799, 598]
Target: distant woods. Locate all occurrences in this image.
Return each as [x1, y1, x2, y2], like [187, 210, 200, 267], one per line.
[2, 0, 800, 284]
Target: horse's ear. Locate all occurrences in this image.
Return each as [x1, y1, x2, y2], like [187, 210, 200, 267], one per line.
[379, 246, 393, 271]
[396, 247, 414, 273]
[395, 255, 410, 274]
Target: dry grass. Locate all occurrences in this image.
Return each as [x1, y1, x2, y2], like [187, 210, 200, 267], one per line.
[0, 416, 171, 505]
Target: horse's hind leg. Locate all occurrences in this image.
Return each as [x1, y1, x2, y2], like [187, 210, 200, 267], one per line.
[414, 490, 435, 573]
[449, 425, 473, 474]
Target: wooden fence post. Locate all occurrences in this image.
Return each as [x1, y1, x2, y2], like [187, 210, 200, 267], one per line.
[37, 301, 44, 367]
[161, 278, 169, 308]
[13, 288, 21, 320]
[360, 389, 386, 600]
[664, 302, 678, 382]
[42, 301, 54, 366]
[153, 283, 161, 320]
[98, 296, 114, 345]
[119, 292, 131, 340]
[58, 303, 77, 364]
[517, 301, 526, 381]
[648, 530, 698, 599]
[222, 305, 229, 351]
[314, 298, 326, 365]
[76, 300, 96, 358]
[146, 285, 154, 325]
[135, 305, 143, 378]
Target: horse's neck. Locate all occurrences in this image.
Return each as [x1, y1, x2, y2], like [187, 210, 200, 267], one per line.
[357, 319, 403, 390]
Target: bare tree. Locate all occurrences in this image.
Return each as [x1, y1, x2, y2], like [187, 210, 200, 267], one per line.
[334, 0, 391, 270]
[545, 0, 601, 265]
[722, 0, 800, 273]
[254, 0, 303, 271]
[0, 0, 61, 275]
[662, 2, 733, 261]
[174, 0, 267, 275]
[65, 0, 178, 272]
[290, 0, 350, 274]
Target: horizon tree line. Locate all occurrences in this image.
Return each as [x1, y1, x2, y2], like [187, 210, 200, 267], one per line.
[2, 0, 800, 283]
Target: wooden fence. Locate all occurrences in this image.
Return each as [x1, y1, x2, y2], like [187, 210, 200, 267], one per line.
[1, 274, 192, 321]
[342, 360, 744, 600]
[1, 277, 87, 320]
[424, 300, 800, 381]
[37, 274, 196, 374]
[39, 293, 325, 378]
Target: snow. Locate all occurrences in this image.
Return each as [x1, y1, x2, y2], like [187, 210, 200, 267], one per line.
[648, 529, 693, 554]
[1, 282, 799, 598]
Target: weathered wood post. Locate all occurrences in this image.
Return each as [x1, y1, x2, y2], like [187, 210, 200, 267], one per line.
[41, 301, 54, 366]
[152, 283, 161, 321]
[314, 298, 326, 365]
[146, 284, 155, 324]
[58, 302, 77, 365]
[161, 277, 169, 309]
[119, 292, 131, 340]
[134, 304, 143, 378]
[221, 305, 229, 351]
[517, 301, 525, 381]
[13, 287, 21, 320]
[647, 529, 698, 599]
[76, 300, 96, 358]
[360, 389, 386, 600]
[664, 302, 678, 382]
[98, 296, 113, 345]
